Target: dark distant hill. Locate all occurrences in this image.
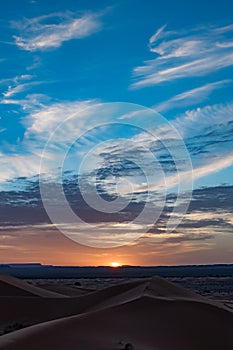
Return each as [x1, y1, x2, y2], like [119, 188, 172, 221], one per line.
[0, 264, 232, 279]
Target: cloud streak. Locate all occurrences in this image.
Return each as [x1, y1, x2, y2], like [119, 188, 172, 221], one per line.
[12, 12, 103, 51]
[172, 102, 233, 138]
[154, 80, 231, 113]
[0, 74, 39, 101]
[0, 99, 97, 184]
[131, 24, 233, 88]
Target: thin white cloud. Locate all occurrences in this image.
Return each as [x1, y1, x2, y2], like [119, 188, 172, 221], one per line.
[87, 102, 233, 196]
[1, 74, 34, 99]
[133, 152, 233, 195]
[2, 81, 41, 98]
[0, 74, 32, 86]
[0, 98, 232, 202]
[172, 102, 233, 138]
[12, 12, 103, 51]
[24, 99, 97, 137]
[216, 41, 233, 48]
[183, 153, 233, 184]
[185, 211, 233, 226]
[0, 93, 51, 110]
[154, 80, 231, 113]
[213, 24, 233, 33]
[131, 23, 233, 88]
[0, 99, 98, 185]
[133, 53, 233, 88]
[0, 153, 43, 183]
[149, 24, 167, 45]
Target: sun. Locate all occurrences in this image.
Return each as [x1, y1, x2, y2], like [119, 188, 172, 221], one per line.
[110, 262, 122, 268]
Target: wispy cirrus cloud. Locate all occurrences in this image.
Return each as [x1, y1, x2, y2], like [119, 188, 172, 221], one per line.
[0, 93, 51, 111]
[0, 97, 232, 249]
[172, 102, 233, 138]
[0, 179, 232, 250]
[2, 81, 43, 99]
[0, 97, 232, 205]
[0, 74, 34, 99]
[12, 11, 103, 51]
[154, 80, 231, 113]
[0, 99, 98, 183]
[0, 75, 56, 107]
[131, 23, 233, 88]
[86, 102, 233, 196]
[127, 152, 233, 195]
[0, 96, 232, 190]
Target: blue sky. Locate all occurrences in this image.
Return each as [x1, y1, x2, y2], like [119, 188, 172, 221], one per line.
[0, 0, 232, 265]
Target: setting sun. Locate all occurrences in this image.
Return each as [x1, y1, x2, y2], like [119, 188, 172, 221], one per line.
[110, 262, 121, 268]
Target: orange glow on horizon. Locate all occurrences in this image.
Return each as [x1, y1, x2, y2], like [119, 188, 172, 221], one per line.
[110, 262, 122, 268]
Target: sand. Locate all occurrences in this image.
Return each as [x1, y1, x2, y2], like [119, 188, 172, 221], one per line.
[0, 274, 232, 349]
[0, 274, 66, 298]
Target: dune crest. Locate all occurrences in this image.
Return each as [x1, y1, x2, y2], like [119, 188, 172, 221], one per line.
[0, 275, 233, 349]
[0, 274, 66, 298]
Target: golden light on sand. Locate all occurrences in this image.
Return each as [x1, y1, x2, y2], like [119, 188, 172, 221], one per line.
[110, 262, 121, 268]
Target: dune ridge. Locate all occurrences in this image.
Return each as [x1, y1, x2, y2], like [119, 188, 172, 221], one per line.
[0, 275, 232, 349]
[0, 274, 66, 298]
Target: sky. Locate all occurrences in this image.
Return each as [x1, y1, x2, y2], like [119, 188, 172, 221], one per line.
[0, 0, 233, 266]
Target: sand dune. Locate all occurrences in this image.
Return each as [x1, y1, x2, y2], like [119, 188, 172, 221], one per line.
[35, 283, 93, 297]
[0, 276, 232, 349]
[0, 274, 65, 298]
[0, 278, 156, 334]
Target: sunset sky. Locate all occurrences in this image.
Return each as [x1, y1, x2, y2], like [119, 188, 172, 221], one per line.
[0, 0, 233, 266]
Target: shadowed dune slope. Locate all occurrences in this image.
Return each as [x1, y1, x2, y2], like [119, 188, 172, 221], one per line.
[0, 274, 65, 298]
[36, 283, 93, 296]
[1, 275, 201, 331]
[0, 276, 233, 349]
[0, 295, 233, 350]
